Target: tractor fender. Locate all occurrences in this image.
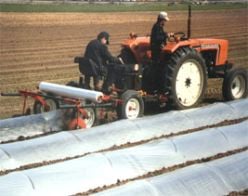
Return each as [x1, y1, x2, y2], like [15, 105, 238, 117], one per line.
[164, 38, 229, 66]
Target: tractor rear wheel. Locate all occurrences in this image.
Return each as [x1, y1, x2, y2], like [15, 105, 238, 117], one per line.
[222, 68, 248, 101]
[117, 90, 144, 120]
[166, 47, 207, 109]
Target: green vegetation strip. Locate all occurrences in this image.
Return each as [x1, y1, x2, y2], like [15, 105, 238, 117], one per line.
[0, 2, 247, 13]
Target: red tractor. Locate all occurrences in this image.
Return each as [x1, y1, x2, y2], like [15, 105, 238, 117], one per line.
[112, 6, 247, 112]
[72, 6, 247, 122]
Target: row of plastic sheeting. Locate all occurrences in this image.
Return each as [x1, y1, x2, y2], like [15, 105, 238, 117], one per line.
[0, 121, 247, 195]
[95, 151, 248, 196]
[0, 99, 247, 171]
[0, 110, 67, 143]
[1, 99, 247, 144]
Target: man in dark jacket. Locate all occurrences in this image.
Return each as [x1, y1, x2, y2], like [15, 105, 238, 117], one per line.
[84, 31, 121, 91]
[150, 11, 169, 65]
[150, 12, 170, 93]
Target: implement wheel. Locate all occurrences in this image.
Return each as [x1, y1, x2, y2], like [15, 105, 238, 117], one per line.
[33, 98, 59, 114]
[117, 90, 144, 120]
[82, 108, 96, 128]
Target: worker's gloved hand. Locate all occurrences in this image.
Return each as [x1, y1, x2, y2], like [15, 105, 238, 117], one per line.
[168, 32, 174, 37]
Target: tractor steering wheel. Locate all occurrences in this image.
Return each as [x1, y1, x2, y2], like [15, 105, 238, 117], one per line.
[169, 32, 186, 42]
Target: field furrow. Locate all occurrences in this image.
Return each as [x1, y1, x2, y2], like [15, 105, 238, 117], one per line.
[0, 9, 247, 119]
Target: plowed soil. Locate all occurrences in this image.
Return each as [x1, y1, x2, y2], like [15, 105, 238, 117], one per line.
[0, 9, 247, 118]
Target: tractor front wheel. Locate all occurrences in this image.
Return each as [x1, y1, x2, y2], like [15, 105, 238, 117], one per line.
[222, 68, 248, 101]
[117, 90, 144, 120]
[166, 47, 207, 109]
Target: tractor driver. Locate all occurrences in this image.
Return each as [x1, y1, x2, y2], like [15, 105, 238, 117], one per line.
[150, 11, 170, 64]
[150, 12, 170, 94]
[84, 31, 122, 93]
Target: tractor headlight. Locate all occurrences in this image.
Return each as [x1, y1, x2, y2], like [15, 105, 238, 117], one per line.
[134, 64, 139, 71]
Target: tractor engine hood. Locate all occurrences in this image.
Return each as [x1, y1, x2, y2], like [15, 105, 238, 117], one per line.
[122, 36, 229, 65]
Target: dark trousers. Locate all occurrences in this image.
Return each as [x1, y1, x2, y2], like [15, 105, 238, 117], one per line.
[85, 75, 101, 91]
[151, 48, 167, 93]
[151, 47, 161, 65]
[102, 64, 117, 93]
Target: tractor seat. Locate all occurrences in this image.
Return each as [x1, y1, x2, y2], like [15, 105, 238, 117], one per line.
[75, 56, 98, 77]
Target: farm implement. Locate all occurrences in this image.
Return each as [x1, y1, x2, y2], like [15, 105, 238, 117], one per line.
[1, 82, 139, 129]
[1, 77, 172, 129]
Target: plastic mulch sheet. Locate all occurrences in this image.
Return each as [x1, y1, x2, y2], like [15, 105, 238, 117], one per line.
[94, 151, 248, 196]
[0, 110, 66, 142]
[0, 99, 247, 171]
[0, 121, 247, 195]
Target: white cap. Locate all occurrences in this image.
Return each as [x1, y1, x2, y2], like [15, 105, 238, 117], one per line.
[158, 11, 170, 21]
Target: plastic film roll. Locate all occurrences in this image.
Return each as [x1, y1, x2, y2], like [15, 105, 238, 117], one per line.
[39, 82, 103, 103]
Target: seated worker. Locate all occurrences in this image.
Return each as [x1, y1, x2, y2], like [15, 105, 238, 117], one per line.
[150, 12, 170, 94]
[83, 31, 122, 92]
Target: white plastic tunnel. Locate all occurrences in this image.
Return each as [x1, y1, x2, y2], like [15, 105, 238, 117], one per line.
[1, 99, 247, 143]
[0, 120, 247, 195]
[0, 110, 67, 142]
[94, 151, 248, 196]
[0, 99, 247, 171]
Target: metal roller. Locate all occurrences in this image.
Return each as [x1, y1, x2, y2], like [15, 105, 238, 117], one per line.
[39, 82, 103, 103]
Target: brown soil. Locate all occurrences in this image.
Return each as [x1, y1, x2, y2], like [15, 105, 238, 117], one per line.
[0, 9, 247, 119]
[228, 189, 248, 196]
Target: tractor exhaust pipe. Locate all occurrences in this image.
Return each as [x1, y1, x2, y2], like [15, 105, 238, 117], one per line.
[187, 5, 191, 39]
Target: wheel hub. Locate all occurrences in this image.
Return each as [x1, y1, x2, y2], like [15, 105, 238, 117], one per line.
[125, 98, 140, 119]
[185, 78, 191, 87]
[82, 108, 95, 128]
